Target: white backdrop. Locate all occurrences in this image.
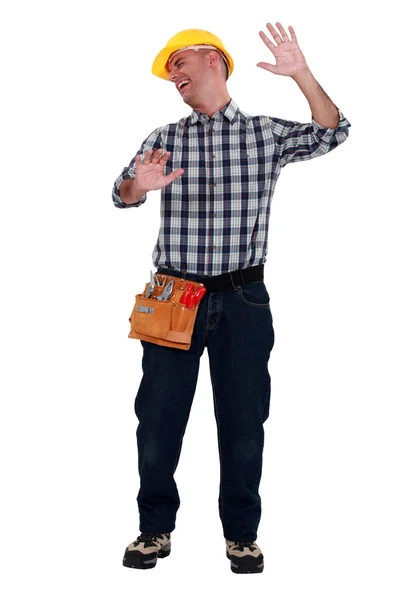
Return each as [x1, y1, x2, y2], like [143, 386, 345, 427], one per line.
[1, 0, 399, 597]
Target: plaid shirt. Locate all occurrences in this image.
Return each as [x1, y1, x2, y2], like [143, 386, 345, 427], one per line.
[112, 98, 351, 276]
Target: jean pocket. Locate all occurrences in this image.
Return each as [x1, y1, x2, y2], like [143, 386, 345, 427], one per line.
[237, 281, 270, 308]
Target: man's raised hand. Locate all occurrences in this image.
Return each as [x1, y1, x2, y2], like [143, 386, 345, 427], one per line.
[135, 148, 184, 192]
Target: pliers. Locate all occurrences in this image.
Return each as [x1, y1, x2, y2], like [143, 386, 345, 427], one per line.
[154, 279, 174, 301]
[154, 273, 167, 286]
[145, 270, 168, 299]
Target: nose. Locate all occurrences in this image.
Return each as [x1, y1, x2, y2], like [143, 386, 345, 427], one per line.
[168, 70, 177, 83]
[168, 64, 181, 83]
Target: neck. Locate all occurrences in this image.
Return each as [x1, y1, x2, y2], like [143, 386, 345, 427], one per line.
[190, 90, 231, 119]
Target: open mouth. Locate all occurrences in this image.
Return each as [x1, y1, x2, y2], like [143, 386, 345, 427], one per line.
[179, 80, 191, 93]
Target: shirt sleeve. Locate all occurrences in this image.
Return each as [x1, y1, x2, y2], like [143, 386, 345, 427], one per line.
[269, 107, 351, 169]
[112, 128, 163, 208]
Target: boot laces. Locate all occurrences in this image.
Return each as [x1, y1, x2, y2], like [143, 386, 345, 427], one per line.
[233, 541, 257, 552]
[134, 532, 166, 547]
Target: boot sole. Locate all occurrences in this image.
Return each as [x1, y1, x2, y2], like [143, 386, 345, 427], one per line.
[226, 550, 264, 574]
[123, 542, 171, 569]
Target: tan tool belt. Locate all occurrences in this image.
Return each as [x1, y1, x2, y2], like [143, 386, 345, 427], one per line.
[128, 274, 206, 351]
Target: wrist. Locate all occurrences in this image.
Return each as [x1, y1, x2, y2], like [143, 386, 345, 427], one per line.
[291, 66, 313, 83]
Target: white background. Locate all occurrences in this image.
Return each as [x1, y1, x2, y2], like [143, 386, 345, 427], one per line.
[1, 0, 399, 597]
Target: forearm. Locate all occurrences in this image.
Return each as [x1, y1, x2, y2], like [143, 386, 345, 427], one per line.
[119, 178, 148, 204]
[291, 67, 340, 129]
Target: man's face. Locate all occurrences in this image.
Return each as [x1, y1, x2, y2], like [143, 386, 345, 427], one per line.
[167, 49, 218, 103]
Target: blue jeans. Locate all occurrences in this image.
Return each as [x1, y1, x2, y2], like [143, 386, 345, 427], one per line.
[134, 266, 275, 541]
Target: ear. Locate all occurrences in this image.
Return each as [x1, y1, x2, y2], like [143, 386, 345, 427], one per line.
[207, 50, 220, 69]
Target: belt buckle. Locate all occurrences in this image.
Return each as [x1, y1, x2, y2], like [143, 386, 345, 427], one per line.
[229, 269, 245, 290]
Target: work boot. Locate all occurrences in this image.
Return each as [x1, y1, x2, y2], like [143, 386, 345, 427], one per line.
[225, 539, 264, 574]
[122, 532, 171, 569]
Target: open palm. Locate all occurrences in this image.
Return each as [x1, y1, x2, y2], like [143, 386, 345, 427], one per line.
[257, 22, 309, 77]
[135, 149, 184, 191]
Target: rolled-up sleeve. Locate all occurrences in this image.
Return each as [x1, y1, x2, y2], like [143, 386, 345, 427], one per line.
[112, 128, 162, 208]
[269, 107, 351, 168]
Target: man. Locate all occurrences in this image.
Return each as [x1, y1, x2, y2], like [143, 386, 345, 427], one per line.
[112, 26, 351, 574]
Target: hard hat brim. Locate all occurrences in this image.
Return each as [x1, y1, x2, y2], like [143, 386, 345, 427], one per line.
[152, 43, 234, 81]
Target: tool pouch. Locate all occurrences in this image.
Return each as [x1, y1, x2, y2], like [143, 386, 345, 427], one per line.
[128, 274, 206, 351]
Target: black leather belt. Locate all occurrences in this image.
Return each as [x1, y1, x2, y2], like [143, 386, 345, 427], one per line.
[156, 264, 264, 293]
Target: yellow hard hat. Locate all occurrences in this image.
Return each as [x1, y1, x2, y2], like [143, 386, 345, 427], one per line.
[151, 28, 234, 81]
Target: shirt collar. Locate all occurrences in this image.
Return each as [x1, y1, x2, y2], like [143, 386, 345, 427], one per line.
[187, 98, 240, 126]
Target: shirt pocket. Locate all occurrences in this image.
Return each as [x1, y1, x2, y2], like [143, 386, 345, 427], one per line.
[163, 143, 198, 183]
[162, 144, 186, 195]
[245, 148, 267, 180]
[229, 149, 266, 208]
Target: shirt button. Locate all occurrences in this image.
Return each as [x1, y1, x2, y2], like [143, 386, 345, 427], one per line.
[213, 183, 217, 187]
[213, 213, 217, 217]
[212, 154, 216, 158]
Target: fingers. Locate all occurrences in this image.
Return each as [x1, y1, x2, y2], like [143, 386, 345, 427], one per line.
[140, 148, 170, 165]
[158, 150, 171, 164]
[142, 149, 155, 165]
[166, 168, 184, 184]
[135, 149, 184, 183]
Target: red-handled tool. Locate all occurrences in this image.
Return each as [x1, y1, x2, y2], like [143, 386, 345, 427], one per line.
[180, 284, 194, 305]
[185, 285, 206, 309]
